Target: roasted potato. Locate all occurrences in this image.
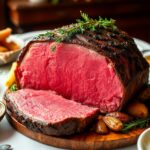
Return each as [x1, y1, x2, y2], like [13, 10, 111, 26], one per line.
[106, 112, 132, 123]
[0, 46, 8, 52]
[103, 116, 123, 132]
[95, 117, 109, 134]
[126, 102, 148, 119]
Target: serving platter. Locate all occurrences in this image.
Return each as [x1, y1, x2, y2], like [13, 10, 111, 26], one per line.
[0, 31, 150, 150]
[7, 114, 147, 150]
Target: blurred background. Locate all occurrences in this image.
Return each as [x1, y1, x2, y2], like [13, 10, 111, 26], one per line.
[0, 0, 150, 42]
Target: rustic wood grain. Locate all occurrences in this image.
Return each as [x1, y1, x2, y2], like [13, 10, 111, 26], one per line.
[6, 114, 146, 150]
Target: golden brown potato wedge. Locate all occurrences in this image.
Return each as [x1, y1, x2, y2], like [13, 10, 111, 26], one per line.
[145, 56, 150, 65]
[7, 41, 20, 51]
[0, 40, 20, 51]
[5, 62, 17, 87]
[0, 46, 8, 52]
[0, 28, 12, 41]
[95, 117, 109, 134]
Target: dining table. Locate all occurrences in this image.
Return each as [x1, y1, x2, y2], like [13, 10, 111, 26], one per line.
[0, 31, 150, 150]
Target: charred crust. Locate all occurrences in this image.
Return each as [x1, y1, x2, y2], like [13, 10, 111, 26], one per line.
[15, 27, 149, 113]
[17, 28, 149, 87]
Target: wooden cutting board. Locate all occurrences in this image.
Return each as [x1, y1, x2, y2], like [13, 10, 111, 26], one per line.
[6, 114, 146, 150]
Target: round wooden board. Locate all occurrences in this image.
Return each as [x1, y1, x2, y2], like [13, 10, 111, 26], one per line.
[6, 114, 146, 150]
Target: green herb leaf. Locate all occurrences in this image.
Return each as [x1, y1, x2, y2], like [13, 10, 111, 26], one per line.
[80, 11, 90, 22]
[51, 45, 56, 51]
[58, 28, 65, 35]
[55, 37, 62, 43]
[37, 11, 117, 43]
[122, 116, 150, 133]
[37, 31, 53, 39]
[10, 84, 18, 92]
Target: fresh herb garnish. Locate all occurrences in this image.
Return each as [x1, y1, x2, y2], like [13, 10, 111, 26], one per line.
[51, 45, 56, 51]
[122, 116, 150, 133]
[10, 84, 18, 92]
[77, 12, 117, 30]
[37, 11, 117, 44]
[37, 31, 54, 39]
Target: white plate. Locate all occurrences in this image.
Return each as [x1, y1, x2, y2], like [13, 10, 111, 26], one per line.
[0, 36, 24, 65]
[0, 31, 150, 150]
[138, 128, 150, 150]
[0, 101, 6, 122]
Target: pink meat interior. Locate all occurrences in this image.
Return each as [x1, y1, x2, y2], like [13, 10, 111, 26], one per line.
[9, 89, 98, 123]
[16, 42, 124, 112]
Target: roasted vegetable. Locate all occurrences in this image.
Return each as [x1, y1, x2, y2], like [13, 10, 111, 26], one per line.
[95, 116, 109, 134]
[103, 116, 123, 132]
[106, 112, 132, 123]
[126, 102, 148, 119]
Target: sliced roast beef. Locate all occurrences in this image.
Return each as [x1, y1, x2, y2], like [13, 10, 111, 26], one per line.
[4, 89, 98, 136]
[15, 28, 149, 113]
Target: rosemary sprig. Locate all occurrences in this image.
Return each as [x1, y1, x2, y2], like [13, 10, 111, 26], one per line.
[122, 116, 150, 133]
[77, 12, 117, 30]
[10, 84, 18, 92]
[37, 11, 117, 43]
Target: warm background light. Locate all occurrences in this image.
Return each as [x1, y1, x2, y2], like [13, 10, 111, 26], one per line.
[0, 0, 150, 42]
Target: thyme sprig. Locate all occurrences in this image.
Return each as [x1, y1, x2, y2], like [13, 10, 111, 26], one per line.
[10, 84, 18, 92]
[37, 11, 117, 43]
[122, 116, 150, 133]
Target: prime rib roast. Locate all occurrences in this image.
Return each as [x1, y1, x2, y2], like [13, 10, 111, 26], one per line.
[4, 17, 149, 136]
[15, 28, 149, 113]
[5, 89, 98, 136]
